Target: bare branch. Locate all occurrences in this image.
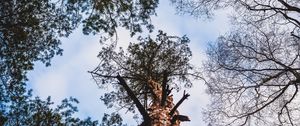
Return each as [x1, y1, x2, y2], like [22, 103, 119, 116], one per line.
[169, 90, 190, 117]
[116, 75, 151, 124]
[160, 71, 169, 106]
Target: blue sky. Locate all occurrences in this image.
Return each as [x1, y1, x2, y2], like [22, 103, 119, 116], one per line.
[27, 1, 230, 126]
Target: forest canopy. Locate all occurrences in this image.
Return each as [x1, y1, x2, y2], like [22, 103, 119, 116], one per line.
[0, 0, 160, 125]
[1, 0, 299, 125]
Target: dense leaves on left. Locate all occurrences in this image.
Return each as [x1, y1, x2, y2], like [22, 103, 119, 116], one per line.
[0, 0, 83, 105]
[0, 0, 160, 91]
[0, 0, 84, 124]
[1, 0, 161, 125]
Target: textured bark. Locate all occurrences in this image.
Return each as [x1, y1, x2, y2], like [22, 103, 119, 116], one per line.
[117, 75, 190, 126]
[146, 79, 190, 126]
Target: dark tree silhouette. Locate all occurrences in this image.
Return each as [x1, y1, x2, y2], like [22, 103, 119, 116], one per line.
[0, 0, 81, 90]
[100, 112, 124, 126]
[0, 0, 82, 123]
[0, 0, 160, 97]
[90, 31, 199, 125]
[0, 0, 161, 125]
[81, 0, 159, 37]
[2, 90, 98, 126]
[204, 24, 300, 125]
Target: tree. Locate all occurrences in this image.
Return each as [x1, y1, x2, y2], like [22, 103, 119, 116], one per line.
[0, 0, 81, 91]
[2, 89, 98, 126]
[0, 0, 83, 122]
[171, 0, 299, 27]
[0, 0, 161, 89]
[170, 0, 299, 41]
[204, 24, 300, 125]
[100, 112, 124, 126]
[90, 31, 198, 125]
[169, 0, 300, 125]
[1, 0, 160, 124]
[0, 0, 160, 98]
[81, 0, 159, 37]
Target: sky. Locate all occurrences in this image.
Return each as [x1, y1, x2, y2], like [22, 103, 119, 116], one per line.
[27, 1, 230, 126]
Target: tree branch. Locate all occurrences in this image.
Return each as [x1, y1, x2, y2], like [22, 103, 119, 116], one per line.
[169, 90, 190, 116]
[89, 71, 140, 80]
[160, 71, 169, 106]
[278, 0, 300, 13]
[116, 75, 151, 124]
[171, 114, 190, 125]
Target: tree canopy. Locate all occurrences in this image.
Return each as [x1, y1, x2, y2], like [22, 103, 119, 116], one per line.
[1, 89, 98, 126]
[0, 0, 82, 123]
[170, 0, 300, 125]
[204, 22, 300, 125]
[90, 31, 198, 124]
[5, 0, 300, 125]
[0, 0, 160, 93]
[81, 0, 159, 37]
[0, 0, 81, 88]
[0, 0, 160, 125]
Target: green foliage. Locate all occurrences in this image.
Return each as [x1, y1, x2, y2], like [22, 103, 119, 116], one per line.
[81, 0, 158, 37]
[1, 90, 98, 125]
[0, 1, 169, 126]
[91, 31, 198, 115]
[0, 0, 161, 124]
[0, 1, 84, 124]
[0, 0, 161, 93]
[0, 0, 83, 91]
[100, 112, 125, 126]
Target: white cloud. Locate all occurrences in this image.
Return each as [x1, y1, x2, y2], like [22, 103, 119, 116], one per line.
[29, 70, 68, 103]
[27, 28, 105, 120]
[27, 27, 139, 122]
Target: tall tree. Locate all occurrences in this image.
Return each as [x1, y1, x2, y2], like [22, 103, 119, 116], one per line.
[170, 0, 300, 125]
[90, 31, 198, 125]
[204, 23, 300, 125]
[1, 0, 160, 124]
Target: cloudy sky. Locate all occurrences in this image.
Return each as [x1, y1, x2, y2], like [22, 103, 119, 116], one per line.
[27, 1, 230, 126]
